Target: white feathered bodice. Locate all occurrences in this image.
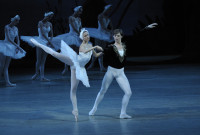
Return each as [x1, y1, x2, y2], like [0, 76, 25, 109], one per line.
[60, 40, 92, 87]
[69, 17, 81, 35]
[4, 26, 18, 41]
[78, 51, 92, 67]
[98, 17, 110, 30]
[38, 26, 50, 39]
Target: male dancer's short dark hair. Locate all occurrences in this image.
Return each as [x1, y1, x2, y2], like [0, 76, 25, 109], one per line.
[113, 29, 124, 36]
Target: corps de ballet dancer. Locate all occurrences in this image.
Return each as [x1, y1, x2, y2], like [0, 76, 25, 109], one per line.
[54, 6, 83, 75]
[30, 28, 103, 121]
[87, 4, 114, 71]
[89, 24, 157, 119]
[21, 11, 60, 81]
[0, 15, 26, 87]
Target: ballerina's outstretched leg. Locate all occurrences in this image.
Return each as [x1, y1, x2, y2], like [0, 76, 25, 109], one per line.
[30, 39, 73, 66]
[31, 38, 80, 121]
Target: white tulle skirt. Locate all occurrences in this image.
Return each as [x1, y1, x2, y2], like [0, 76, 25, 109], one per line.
[60, 40, 90, 87]
[86, 28, 114, 42]
[0, 40, 26, 59]
[21, 36, 60, 51]
[55, 32, 82, 47]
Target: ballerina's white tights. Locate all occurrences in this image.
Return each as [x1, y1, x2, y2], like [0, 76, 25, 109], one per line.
[70, 68, 79, 114]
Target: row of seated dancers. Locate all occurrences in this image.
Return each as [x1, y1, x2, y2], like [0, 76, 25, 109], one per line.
[0, 5, 157, 121]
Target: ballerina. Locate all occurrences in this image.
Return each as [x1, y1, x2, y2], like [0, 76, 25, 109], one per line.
[87, 4, 114, 71]
[30, 28, 103, 121]
[0, 15, 26, 87]
[21, 11, 60, 81]
[54, 6, 83, 75]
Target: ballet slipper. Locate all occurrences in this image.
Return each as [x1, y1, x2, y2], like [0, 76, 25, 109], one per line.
[6, 82, 16, 87]
[40, 77, 50, 82]
[89, 107, 97, 116]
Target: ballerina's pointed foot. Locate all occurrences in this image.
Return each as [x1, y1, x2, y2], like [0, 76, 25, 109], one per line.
[6, 83, 16, 87]
[40, 77, 50, 82]
[89, 107, 97, 116]
[72, 110, 79, 121]
[32, 73, 39, 80]
[119, 113, 132, 119]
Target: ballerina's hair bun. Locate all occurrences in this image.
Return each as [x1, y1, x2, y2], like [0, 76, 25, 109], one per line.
[104, 4, 112, 10]
[11, 15, 20, 22]
[74, 6, 82, 12]
[44, 11, 54, 17]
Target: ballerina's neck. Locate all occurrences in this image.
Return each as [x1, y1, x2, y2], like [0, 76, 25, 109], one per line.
[82, 40, 88, 44]
[8, 23, 15, 28]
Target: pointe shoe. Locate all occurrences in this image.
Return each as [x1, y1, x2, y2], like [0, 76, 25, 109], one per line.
[40, 77, 50, 82]
[6, 83, 16, 87]
[89, 108, 97, 116]
[72, 110, 79, 121]
[32, 73, 39, 80]
[119, 114, 132, 119]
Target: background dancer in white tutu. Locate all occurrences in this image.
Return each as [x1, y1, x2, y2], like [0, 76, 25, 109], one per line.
[87, 4, 114, 72]
[89, 25, 157, 119]
[30, 28, 103, 121]
[55, 6, 83, 75]
[21, 11, 59, 81]
[0, 15, 26, 87]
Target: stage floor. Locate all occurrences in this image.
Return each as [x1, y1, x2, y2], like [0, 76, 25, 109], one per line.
[0, 63, 200, 135]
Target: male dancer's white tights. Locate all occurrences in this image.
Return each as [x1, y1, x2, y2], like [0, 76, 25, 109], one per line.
[89, 66, 132, 118]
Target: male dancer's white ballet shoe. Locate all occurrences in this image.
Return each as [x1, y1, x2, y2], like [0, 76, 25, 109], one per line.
[72, 110, 79, 121]
[89, 107, 97, 116]
[6, 83, 16, 87]
[119, 113, 132, 119]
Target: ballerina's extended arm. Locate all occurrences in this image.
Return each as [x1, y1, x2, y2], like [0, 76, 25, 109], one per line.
[92, 46, 103, 57]
[80, 44, 103, 56]
[30, 38, 73, 66]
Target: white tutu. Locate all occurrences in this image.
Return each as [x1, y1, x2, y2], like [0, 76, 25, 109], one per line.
[60, 40, 92, 87]
[0, 40, 26, 59]
[21, 36, 60, 51]
[86, 27, 113, 42]
[55, 32, 82, 47]
[54, 24, 82, 47]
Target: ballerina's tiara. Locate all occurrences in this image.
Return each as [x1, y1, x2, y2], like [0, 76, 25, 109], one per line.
[79, 28, 88, 40]
[11, 15, 20, 22]
[74, 6, 82, 12]
[44, 11, 54, 17]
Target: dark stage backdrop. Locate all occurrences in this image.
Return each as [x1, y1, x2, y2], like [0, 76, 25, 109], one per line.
[0, 0, 199, 68]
